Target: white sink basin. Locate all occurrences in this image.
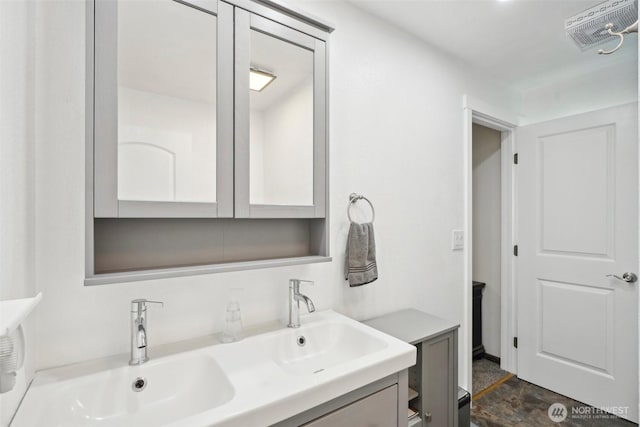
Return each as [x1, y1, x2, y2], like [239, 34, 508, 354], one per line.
[271, 321, 388, 375]
[13, 310, 414, 427]
[12, 352, 234, 427]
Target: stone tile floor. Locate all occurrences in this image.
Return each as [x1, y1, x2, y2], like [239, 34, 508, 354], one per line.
[471, 374, 636, 427]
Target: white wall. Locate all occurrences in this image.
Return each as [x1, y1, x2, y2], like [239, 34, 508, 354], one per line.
[472, 124, 501, 358]
[33, 0, 519, 394]
[1, 0, 36, 302]
[519, 60, 638, 125]
[0, 1, 37, 425]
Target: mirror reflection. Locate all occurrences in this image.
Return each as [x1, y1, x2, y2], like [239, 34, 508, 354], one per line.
[249, 29, 314, 206]
[117, 1, 218, 203]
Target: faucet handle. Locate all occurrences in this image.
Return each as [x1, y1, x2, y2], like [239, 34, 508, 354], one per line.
[289, 279, 313, 289]
[131, 299, 164, 313]
[289, 279, 314, 292]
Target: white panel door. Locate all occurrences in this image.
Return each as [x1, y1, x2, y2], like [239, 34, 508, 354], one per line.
[517, 103, 638, 422]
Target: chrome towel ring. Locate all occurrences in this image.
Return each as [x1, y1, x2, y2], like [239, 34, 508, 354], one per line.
[347, 193, 375, 223]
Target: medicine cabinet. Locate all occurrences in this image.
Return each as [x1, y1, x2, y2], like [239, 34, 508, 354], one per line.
[86, 0, 332, 284]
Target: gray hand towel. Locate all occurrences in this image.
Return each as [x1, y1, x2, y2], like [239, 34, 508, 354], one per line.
[344, 222, 378, 286]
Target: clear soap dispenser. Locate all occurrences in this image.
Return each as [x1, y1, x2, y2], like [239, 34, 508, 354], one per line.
[221, 288, 243, 343]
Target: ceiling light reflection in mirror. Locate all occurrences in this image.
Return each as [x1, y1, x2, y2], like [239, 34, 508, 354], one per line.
[250, 68, 277, 92]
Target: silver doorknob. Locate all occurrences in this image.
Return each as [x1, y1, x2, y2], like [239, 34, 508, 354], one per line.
[607, 272, 637, 283]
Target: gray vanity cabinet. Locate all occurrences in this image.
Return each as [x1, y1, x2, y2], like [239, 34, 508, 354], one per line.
[364, 309, 460, 427]
[302, 385, 398, 427]
[419, 329, 458, 426]
[273, 373, 408, 427]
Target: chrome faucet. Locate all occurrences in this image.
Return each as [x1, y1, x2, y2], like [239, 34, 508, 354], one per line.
[130, 299, 163, 365]
[288, 279, 315, 328]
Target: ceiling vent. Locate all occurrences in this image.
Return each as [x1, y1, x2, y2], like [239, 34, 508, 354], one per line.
[565, 0, 638, 50]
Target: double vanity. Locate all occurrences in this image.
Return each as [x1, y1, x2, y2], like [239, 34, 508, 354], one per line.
[10, 280, 462, 426]
[12, 310, 416, 427]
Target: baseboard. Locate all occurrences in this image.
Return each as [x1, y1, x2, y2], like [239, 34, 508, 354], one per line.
[483, 353, 501, 364]
[472, 345, 485, 360]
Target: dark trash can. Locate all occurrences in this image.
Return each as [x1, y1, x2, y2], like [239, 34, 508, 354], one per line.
[458, 387, 470, 427]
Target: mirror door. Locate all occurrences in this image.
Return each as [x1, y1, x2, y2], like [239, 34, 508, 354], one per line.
[234, 10, 327, 218]
[94, 0, 233, 218]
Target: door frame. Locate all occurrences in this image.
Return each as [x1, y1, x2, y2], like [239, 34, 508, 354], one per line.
[462, 95, 518, 391]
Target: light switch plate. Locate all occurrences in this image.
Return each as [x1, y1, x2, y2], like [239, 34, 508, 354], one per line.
[452, 230, 464, 250]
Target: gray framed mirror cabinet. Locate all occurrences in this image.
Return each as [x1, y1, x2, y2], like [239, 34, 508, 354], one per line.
[85, 0, 333, 285]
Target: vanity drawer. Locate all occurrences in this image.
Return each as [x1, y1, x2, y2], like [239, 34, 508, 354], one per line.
[302, 385, 398, 427]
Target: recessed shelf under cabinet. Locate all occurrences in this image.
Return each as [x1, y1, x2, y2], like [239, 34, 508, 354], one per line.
[87, 218, 329, 285]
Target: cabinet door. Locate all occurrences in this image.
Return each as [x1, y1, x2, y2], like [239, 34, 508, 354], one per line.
[421, 331, 458, 427]
[93, 0, 234, 218]
[302, 385, 398, 427]
[234, 9, 327, 218]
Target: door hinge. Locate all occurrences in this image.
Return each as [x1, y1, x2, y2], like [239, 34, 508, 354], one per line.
[513, 245, 518, 256]
[513, 153, 518, 164]
[513, 337, 518, 348]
